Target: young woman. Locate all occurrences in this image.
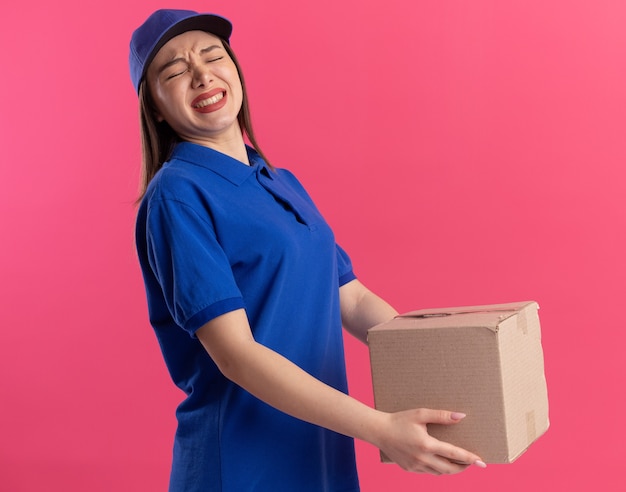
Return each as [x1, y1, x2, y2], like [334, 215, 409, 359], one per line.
[129, 9, 485, 491]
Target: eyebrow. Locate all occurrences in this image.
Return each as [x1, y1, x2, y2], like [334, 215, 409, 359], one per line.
[155, 45, 223, 75]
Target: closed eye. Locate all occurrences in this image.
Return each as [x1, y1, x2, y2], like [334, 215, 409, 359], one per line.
[166, 68, 188, 79]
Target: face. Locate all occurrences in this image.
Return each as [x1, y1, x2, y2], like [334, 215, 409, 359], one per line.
[146, 30, 243, 145]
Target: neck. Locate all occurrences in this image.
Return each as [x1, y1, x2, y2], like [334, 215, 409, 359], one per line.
[185, 125, 250, 165]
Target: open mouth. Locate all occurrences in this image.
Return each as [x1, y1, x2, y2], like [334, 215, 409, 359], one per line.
[194, 92, 225, 108]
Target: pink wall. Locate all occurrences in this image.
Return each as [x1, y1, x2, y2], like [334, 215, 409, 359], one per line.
[2, 0, 625, 490]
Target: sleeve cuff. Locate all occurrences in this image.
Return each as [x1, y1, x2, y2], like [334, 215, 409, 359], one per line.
[338, 270, 357, 287]
[184, 297, 247, 337]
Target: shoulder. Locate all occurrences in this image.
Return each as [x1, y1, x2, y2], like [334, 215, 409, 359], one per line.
[271, 167, 320, 208]
[150, 162, 198, 196]
[135, 165, 211, 236]
[143, 156, 221, 207]
[272, 166, 308, 190]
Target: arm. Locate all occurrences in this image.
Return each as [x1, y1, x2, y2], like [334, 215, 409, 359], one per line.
[339, 279, 399, 344]
[196, 308, 486, 474]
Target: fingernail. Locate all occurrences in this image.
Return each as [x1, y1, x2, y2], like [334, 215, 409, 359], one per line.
[451, 412, 466, 420]
[474, 460, 487, 468]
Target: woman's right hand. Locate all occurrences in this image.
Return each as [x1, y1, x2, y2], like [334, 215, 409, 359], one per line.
[375, 408, 487, 475]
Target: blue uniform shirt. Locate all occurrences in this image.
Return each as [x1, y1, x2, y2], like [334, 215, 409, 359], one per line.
[135, 142, 360, 491]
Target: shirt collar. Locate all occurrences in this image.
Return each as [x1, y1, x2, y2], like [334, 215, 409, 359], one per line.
[169, 142, 269, 186]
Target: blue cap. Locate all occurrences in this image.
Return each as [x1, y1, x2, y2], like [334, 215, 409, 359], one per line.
[129, 9, 233, 93]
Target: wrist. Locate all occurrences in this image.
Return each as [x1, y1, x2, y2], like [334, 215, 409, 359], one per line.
[353, 408, 390, 449]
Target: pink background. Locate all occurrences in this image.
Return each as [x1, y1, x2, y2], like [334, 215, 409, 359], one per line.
[2, 0, 625, 490]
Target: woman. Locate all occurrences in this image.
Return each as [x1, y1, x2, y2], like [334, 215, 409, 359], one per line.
[129, 9, 485, 491]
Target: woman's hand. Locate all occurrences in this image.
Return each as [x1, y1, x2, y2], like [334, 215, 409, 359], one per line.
[375, 408, 487, 475]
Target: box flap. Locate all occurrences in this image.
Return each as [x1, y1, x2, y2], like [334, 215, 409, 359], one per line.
[370, 301, 538, 334]
[399, 301, 536, 319]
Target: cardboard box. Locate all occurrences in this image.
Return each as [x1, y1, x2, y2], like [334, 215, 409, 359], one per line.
[368, 301, 549, 464]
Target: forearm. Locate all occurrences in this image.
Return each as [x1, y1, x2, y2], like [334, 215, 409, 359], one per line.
[340, 280, 399, 343]
[220, 335, 387, 446]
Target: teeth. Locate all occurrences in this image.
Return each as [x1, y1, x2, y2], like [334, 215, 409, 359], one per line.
[195, 92, 224, 108]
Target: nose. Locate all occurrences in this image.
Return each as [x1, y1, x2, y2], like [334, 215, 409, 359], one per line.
[191, 64, 213, 89]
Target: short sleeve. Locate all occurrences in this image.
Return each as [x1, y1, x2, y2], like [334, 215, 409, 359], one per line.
[145, 197, 245, 336]
[336, 243, 356, 286]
